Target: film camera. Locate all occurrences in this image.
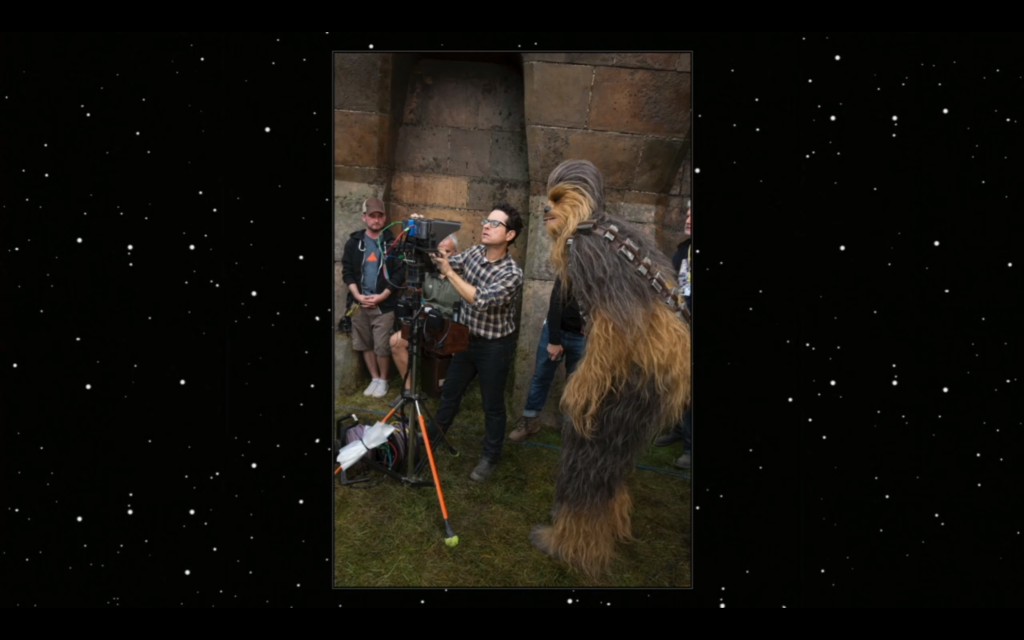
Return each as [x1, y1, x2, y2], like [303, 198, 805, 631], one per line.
[393, 217, 468, 352]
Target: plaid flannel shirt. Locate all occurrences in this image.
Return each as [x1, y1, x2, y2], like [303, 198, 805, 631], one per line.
[447, 244, 523, 339]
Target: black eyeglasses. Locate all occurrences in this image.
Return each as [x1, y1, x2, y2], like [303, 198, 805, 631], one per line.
[481, 219, 507, 229]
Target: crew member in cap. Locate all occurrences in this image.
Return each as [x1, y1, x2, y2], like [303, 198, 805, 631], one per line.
[341, 197, 406, 398]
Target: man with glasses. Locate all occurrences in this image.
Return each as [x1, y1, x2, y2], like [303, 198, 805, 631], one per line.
[423, 204, 525, 482]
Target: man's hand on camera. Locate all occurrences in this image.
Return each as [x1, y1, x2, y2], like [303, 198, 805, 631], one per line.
[547, 344, 564, 361]
[431, 252, 453, 277]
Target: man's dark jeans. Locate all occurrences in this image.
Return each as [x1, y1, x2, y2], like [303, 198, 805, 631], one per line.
[428, 333, 516, 461]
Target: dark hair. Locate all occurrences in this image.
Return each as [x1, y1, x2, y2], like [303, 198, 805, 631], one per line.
[492, 203, 524, 245]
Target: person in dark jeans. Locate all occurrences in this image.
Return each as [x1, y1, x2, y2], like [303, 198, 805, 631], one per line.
[656, 202, 692, 469]
[508, 276, 586, 441]
[424, 204, 525, 482]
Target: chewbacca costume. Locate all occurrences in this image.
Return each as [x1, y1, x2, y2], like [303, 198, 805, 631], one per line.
[528, 160, 691, 578]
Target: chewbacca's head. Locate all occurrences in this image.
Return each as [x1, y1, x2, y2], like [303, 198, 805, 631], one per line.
[544, 160, 605, 277]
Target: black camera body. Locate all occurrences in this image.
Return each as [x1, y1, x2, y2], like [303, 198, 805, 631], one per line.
[394, 217, 462, 323]
[397, 218, 461, 274]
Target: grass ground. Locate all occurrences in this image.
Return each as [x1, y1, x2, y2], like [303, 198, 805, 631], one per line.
[334, 375, 691, 587]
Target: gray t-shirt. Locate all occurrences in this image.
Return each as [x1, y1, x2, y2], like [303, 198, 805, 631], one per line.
[361, 237, 382, 295]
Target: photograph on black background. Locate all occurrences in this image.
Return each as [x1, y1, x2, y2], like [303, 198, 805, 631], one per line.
[332, 51, 693, 587]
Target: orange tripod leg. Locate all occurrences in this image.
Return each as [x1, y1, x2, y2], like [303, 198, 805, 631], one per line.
[418, 410, 459, 545]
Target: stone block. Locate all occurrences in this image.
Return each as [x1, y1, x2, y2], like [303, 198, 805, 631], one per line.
[478, 73, 527, 132]
[403, 67, 481, 129]
[613, 53, 682, 71]
[588, 67, 691, 138]
[634, 137, 689, 193]
[523, 62, 594, 128]
[565, 131, 645, 190]
[394, 125, 450, 174]
[335, 111, 386, 167]
[662, 195, 690, 233]
[467, 178, 529, 214]
[449, 128, 491, 178]
[490, 131, 530, 182]
[527, 127, 644, 190]
[677, 53, 691, 72]
[618, 191, 659, 225]
[524, 195, 559, 281]
[335, 263, 347, 326]
[390, 173, 470, 209]
[670, 147, 692, 196]
[333, 166, 388, 185]
[526, 126, 570, 184]
[522, 53, 616, 66]
[335, 332, 365, 398]
[334, 53, 389, 113]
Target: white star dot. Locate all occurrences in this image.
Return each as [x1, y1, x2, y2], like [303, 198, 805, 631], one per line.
[190, 245, 194, 250]
[831, 116, 836, 121]
[265, 127, 270, 132]
[943, 109, 949, 114]
[252, 463, 257, 469]
[77, 238, 82, 243]
[128, 510, 133, 515]
[893, 381, 898, 386]
[943, 388, 948, 393]
[695, 168, 700, 173]
[252, 291, 257, 297]
[893, 116, 898, 121]
[77, 517, 82, 522]
[128, 245, 133, 250]
[830, 381, 836, 386]
[185, 570, 190, 576]
[935, 241, 940, 246]
[840, 245, 845, 251]
[85, 385, 91, 390]
[181, 380, 185, 385]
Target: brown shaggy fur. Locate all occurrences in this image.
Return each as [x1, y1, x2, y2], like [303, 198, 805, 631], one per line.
[531, 159, 691, 579]
[532, 485, 634, 579]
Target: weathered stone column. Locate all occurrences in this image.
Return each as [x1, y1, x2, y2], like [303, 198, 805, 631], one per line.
[333, 53, 415, 397]
[514, 53, 692, 428]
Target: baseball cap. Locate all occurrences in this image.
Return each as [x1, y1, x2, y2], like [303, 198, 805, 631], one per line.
[363, 198, 385, 215]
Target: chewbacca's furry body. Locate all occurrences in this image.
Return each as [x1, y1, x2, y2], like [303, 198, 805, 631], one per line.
[537, 160, 690, 579]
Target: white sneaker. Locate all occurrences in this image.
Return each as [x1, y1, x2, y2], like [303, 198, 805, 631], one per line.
[372, 379, 389, 398]
[363, 379, 379, 396]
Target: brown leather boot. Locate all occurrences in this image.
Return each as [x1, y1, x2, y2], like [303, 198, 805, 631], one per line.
[508, 416, 540, 442]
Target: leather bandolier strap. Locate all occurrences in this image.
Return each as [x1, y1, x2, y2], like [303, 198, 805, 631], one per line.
[568, 220, 691, 326]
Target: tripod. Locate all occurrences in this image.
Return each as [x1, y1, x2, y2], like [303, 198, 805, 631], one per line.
[335, 305, 461, 545]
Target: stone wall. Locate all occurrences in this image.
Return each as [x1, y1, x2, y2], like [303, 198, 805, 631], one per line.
[513, 53, 692, 425]
[388, 58, 530, 265]
[334, 53, 416, 395]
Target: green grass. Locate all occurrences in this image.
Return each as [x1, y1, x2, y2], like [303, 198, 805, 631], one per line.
[335, 375, 691, 587]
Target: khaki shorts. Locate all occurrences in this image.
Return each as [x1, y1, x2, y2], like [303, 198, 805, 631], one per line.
[350, 308, 395, 357]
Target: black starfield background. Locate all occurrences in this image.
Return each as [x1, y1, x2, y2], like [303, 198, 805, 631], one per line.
[2, 32, 1021, 607]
